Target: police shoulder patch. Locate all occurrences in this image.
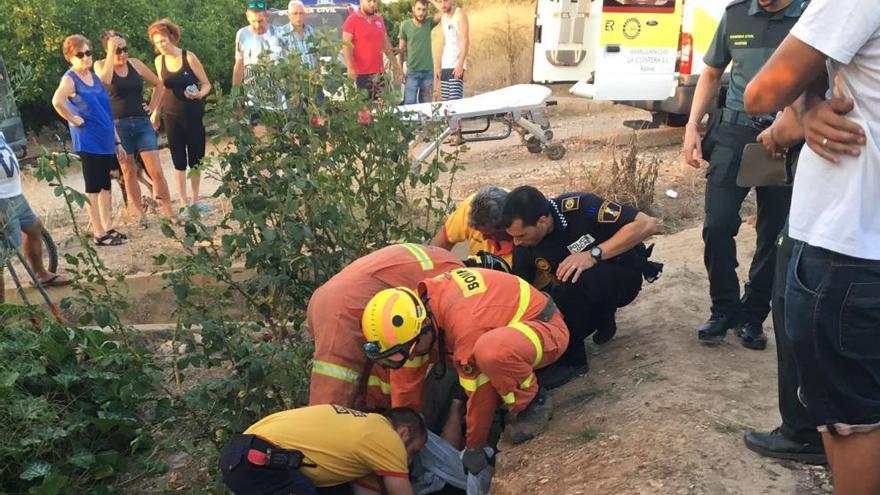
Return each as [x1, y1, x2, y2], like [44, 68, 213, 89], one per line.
[561, 196, 580, 213]
[598, 200, 622, 223]
[535, 258, 551, 272]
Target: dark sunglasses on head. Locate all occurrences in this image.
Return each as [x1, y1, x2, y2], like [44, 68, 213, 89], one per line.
[115, 46, 129, 55]
[75, 50, 92, 59]
[247, 1, 267, 9]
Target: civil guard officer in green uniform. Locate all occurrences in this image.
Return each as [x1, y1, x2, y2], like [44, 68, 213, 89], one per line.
[681, 0, 808, 350]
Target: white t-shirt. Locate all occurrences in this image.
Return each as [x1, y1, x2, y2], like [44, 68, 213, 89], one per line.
[788, 0, 880, 259]
[0, 132, 23, 199]
[235, 25, 287, 72]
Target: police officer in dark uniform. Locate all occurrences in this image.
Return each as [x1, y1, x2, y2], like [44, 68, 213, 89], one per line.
[682, 0, 807, 349]
[501, 186, 662, 388]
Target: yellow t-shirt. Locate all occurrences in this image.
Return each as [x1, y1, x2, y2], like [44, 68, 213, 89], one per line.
[443, 194, 514, 264]
[244, 405, 409, 487]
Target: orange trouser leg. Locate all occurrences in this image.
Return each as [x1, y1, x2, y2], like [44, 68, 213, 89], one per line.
[473, 326, 540, 415]
[308, 307, 371, 408]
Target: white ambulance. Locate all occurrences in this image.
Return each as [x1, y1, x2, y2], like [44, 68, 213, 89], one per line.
[532, 0, 730, 126]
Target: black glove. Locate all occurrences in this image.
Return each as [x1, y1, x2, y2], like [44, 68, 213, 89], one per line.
[461, 447, 489, 475]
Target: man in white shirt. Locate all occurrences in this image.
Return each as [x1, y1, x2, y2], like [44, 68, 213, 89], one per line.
[430, 0, 468, 101]
[232, 1, 288, 114]
[744, 1, 880, 493]
[0, 132, 70, 287]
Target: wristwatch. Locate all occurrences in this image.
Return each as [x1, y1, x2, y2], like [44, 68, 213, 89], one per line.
[590, 246, 603, 261]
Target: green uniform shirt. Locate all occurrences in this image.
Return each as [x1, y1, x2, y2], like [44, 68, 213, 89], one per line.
[399, 18, 434, 72]
[704, 0, 807, 112]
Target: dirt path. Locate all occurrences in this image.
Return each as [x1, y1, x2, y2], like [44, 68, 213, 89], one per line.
[490, 226, 830, 495]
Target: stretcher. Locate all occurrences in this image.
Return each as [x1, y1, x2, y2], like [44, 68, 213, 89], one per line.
[398, 84, 566, 167]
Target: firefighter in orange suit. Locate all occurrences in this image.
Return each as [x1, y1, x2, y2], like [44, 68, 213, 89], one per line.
[361, 268, 569, 475]
[307, 244, 510, 410]
[307, 243, 463, 410]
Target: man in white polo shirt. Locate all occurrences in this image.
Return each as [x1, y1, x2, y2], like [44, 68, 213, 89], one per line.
[744, 1, 880, 493]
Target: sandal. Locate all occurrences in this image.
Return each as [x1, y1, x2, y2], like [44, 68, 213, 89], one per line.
[137, 216, 149, 230]
[106, 229, 128, 240]
[94, 232, 125, 246]
[37, 274, 72, 287]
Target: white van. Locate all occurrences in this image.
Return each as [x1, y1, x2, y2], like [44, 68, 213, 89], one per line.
[532, 0, 730, 126]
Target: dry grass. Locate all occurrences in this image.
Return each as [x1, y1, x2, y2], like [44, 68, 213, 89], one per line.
[558, 133, 661, 212]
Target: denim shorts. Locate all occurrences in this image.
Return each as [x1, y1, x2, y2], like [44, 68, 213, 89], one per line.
[115, 116, 159, 155]
[0, 194, 39, 249]
[785, 241, 880, 435]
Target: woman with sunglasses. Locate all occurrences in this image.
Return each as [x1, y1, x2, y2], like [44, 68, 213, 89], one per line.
[148, 19, 211, 215]
[51, 34, 128, 246]
[95, 31, 176, 225]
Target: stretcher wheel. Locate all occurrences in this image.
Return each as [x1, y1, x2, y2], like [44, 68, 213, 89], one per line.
[526, 137, 543, 153]
[543, 130, 554, 141]
[545, 143, 566, 160]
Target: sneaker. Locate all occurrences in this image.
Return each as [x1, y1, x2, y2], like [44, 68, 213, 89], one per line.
[503, 387, 553, 445]
[194, 203, 211, 213]
[735, 321, 768, 350]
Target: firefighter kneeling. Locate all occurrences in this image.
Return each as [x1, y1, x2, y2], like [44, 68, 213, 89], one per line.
[361, 268, 570, 475]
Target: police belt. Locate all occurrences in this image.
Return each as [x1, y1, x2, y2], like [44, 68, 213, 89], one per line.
[536, 293, 558, 322]
[720, 108, 756, 128]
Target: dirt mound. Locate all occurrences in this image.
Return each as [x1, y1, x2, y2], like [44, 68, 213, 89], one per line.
[491, 226, 831, 495]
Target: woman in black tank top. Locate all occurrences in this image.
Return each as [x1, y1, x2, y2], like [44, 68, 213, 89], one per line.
[95, 31, 175, 224]
[148, 18, 212, 215]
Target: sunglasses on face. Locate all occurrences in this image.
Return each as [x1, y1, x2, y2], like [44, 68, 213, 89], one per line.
[247, 1, 267, 9]
[115, 46, 128, 55]
[75, 50, 92, 59]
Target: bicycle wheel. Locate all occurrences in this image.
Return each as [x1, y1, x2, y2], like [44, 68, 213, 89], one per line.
[40, 228, 58, 274]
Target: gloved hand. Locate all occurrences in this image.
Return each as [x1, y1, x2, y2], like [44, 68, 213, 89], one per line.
[460, 447, 489, 475]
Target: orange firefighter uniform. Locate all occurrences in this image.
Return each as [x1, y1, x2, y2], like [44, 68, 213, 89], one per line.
[418, 268, 569, 448]
[306, 243, 463, 409]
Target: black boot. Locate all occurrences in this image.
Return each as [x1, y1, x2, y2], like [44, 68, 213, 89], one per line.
[743, 428, 826, 464]
[504, 387, 553, 445]
[592, 307, 617, 345]
[535, 361, 589, 390]
[735, 321, 768, 350]
[697, 313, 737, 345]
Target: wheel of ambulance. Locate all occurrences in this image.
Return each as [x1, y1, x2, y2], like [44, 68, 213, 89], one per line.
[525, 137, 542, 154]
[545, 143, 566, 160]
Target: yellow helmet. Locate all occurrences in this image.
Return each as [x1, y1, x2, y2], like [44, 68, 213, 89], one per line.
[362, 287, 429, 368]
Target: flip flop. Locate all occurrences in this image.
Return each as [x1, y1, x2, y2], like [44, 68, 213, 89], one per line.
[37, 274, 72, 287]
[94, 232, 125, 246]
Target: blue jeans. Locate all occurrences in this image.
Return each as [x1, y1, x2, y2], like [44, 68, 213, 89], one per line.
[0, 195, 39, 248]
[785, 241, 880, 434]
[403, 70, 433, 105]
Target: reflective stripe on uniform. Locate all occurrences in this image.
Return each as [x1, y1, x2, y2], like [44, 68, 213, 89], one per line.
[312, 360, 361, 385]
[520, 373, 534, 390]
[404, 354, 430, 368]
[400, 243, 434, 270]
[367, 375, 391, 395]
[508, 277, 531, 324]
[459, 373, 491, 392]
[508, 321, 543, 367]
[501, 392, 516, 405]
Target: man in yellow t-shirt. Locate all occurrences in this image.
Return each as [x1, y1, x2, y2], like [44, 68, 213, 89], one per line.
[219, 405, 426, 494]
[430, 186, 513, 265]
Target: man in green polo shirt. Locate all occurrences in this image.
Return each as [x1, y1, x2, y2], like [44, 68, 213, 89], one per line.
[398, 0, 435, 104]
[681, 0, 807, 350]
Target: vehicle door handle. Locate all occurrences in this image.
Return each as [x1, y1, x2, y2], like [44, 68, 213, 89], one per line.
[606, 45, 621, 53]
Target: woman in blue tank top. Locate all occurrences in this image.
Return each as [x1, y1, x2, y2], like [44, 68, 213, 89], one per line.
[51, 34, 128, 246]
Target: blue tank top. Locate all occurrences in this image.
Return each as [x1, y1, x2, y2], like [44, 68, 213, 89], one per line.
[65, 69, 116, 155]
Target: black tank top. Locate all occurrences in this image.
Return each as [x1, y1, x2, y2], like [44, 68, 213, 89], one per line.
[160, 50, 204, 116]
[107, 62, 146, 119]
